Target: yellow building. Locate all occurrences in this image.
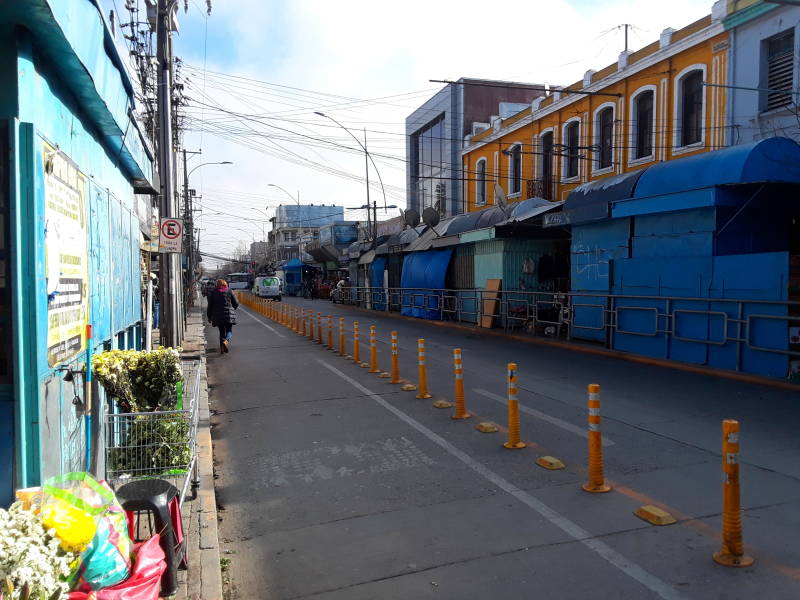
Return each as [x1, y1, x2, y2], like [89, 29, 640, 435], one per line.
[462, 12, 730, 212]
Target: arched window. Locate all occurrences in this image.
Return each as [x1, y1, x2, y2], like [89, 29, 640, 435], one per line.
[476, 158, 487, 206]
[540, 131, 554, 200]
[564, 121, 580, 179]
[596, 107, 614, 169]
[633, 90, 654, 159]
[679, 70, 703, 147]
[508, 144, 522, 195]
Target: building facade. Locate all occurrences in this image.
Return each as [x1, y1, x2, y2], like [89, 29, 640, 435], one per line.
[463, 10, 730, 211]
[270, 204, 344, 262]
[0, 0, 157, 503]
[724, 0, 800, 144]
[406, 79, 546, 218]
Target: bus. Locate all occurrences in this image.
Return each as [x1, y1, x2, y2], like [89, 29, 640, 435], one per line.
[226, 272, 252, 290]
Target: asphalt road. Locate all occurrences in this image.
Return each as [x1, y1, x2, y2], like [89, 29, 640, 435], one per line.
[207, 296, 800, 600]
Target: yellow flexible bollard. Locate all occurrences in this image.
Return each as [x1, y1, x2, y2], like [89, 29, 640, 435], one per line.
[317, 312, 323, 344]
[389, 331, 401, 384]
[416, 339, 432, 399]
[582, 384, 611, 492]
[503, 363, 525, 448]
[369, 326, 380, 373]
[339, 317, 345, 356]
[300, 309, 306, 336]
[327, 315, 334, 350]
[291, 306, 297, 332]
[452, 349, 470, 420]
[352, 322, 360, 363]
[713, 419, 754, 567]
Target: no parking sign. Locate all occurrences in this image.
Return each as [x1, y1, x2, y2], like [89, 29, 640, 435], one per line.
[159, 218, 183, 253]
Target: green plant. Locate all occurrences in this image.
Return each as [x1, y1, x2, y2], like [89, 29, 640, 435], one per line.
[109, 417, 192, 475]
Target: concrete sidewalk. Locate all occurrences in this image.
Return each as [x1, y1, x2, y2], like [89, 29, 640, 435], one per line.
[175, 306, 223, 600]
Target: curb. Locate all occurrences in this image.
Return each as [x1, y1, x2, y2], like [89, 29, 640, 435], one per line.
[324, 301, 800, 392]
[178, 312, 223, 600]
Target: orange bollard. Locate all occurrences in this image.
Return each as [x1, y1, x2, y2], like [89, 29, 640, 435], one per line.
[582, 384, 610, 492]
[452, 349, 470, 420]
[415, 339, 432, 399]
[352, 322, 360, 363]
[389, 331, 401, 384]
[292, 307, 298, 332]
[317, 312, 323, 344]
[308, 311, 315, 340]
[339, 317, 346, 356]
[300, 309, 307, 336]
[327, 316, 333, 350]
[503, 363, 526, 448]
[713, 419, 754, 567]
[369, 326, 380, 373]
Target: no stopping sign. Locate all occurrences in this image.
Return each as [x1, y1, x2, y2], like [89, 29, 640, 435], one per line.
[159, 218, 183, 253]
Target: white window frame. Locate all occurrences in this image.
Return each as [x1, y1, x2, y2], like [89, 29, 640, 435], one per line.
[591, 102, 616, 176]
[506, 142, 523, 198]
[475, 157, 488, 207]
[628, 84, 658, 166]
[561, 117, 581, 183]
[672, 63, 707, 155]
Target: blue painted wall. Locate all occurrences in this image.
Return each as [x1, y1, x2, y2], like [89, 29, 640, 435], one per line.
[0, 13, 148, 503]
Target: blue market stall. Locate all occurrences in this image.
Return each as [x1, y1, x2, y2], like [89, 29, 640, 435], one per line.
[559, 137, 800, 379]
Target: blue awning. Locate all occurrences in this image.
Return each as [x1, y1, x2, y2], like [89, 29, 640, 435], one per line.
[560, 137, 800, 224]
[400, 249, 453, 319]
[633, 137, 800, 199]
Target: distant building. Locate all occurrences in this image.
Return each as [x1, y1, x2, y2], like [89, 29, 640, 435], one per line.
[406, 78, 546, 218]
[250, 241, 269, 266]
[270, 204, 345, 262]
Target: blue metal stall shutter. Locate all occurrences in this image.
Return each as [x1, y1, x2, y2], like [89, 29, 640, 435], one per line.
[400, 249, 453, 319]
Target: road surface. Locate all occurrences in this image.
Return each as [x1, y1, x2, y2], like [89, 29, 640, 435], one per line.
[207, 296, 800, 599]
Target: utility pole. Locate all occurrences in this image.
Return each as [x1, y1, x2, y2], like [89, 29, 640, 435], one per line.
[363, 128, 372, 242]
[182, 149, 193, 307]
[156, 0, 181, 347]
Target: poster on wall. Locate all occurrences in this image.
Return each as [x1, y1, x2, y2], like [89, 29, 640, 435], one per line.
[43, 142, 89, 367]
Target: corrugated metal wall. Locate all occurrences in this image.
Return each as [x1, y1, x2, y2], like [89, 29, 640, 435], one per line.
[474, 239, 504, 290]
[448, 243, 475, 289]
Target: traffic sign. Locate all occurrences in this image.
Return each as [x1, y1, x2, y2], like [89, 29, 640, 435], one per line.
[159, 217, 183, 253]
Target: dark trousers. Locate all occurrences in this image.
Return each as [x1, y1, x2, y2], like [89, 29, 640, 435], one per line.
[217, 324, 233, 344]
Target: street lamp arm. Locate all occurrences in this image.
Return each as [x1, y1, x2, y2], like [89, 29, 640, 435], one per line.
[267, 183, 299, 205]
[188, 161, 233, 178]
[315, 112, 387, 211]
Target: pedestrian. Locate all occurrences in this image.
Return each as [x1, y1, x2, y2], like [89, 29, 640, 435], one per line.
[206, 278, 239, 354]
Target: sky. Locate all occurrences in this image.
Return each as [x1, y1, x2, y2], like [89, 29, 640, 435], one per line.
[103, 0, 715, 267]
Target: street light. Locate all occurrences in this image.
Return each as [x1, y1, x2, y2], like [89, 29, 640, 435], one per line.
[188, 160, 233, 178]
[267, 183, 300, 205]
[182, 156, 233, 308]
[314, 111, 388, 241]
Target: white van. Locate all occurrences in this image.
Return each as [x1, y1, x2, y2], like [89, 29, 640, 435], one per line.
[253, 275, 282, 300]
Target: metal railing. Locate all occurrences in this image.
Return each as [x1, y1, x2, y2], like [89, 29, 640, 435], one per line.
[104, 360, 201, 504]
[332, 286, 800, 377]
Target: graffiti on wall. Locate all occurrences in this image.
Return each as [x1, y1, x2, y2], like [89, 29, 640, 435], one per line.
[43, 142, 89, 367]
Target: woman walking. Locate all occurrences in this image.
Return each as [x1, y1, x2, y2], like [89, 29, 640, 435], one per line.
[207, 278, 239, 353]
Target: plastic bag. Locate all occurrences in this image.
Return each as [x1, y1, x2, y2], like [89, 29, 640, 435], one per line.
[68, 534, 166, 600]
[42, 473, 133, 590]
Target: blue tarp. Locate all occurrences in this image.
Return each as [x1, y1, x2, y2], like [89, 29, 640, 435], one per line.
[370, 257, 386, 311]
[400, 249, 453, 319]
